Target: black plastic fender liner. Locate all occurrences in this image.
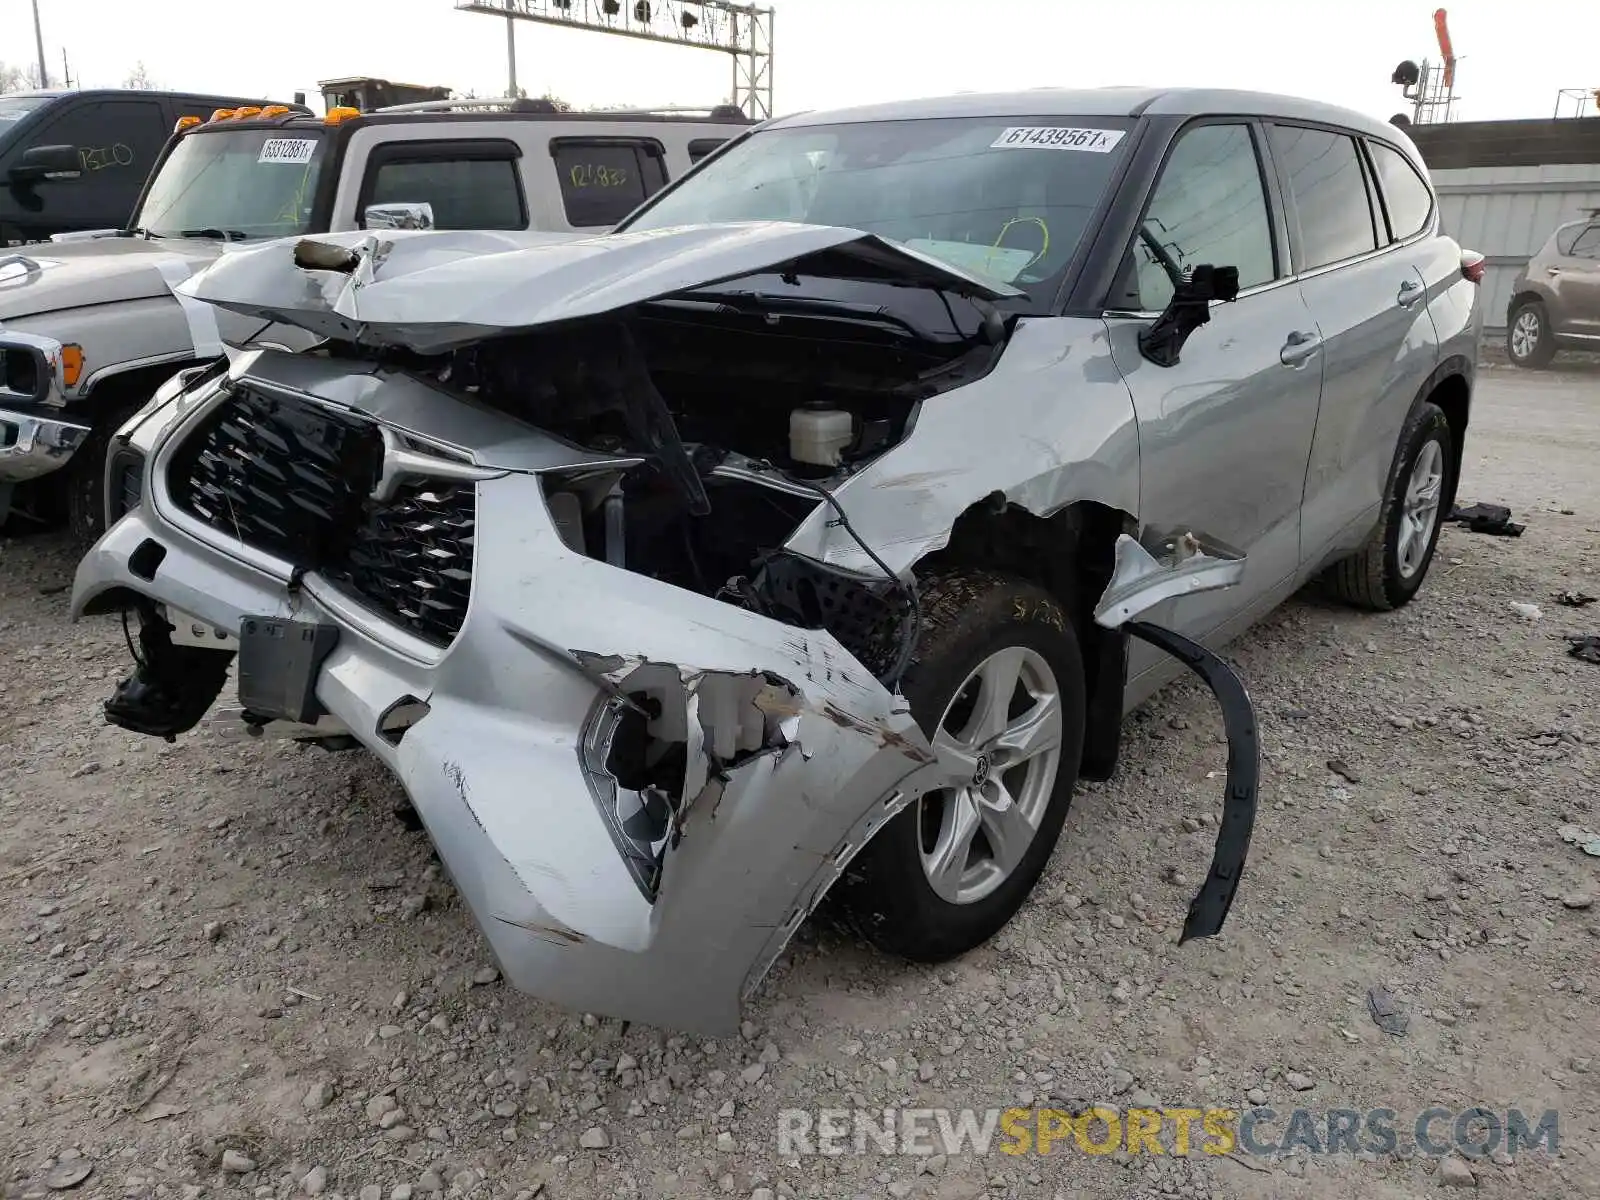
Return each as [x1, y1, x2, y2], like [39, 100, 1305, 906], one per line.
[1125, 619, 1259, 943]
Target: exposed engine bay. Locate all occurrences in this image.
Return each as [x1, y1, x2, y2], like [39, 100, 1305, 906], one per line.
[353, 268, 1011, 681]
[73, 222, 1266, 1035]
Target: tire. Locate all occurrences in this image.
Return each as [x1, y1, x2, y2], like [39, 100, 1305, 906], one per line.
[1506, 300, 1556, 369]
[834, 569, 1086, 961]
[66, 396, 145, 544]
[1323, 401, 1453, 612]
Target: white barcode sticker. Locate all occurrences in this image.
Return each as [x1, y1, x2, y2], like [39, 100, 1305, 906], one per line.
[991, 126, 1125, 153]
[258, 138, 318, 165]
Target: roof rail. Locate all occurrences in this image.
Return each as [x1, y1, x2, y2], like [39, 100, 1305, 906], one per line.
[372, 97, 750, 119]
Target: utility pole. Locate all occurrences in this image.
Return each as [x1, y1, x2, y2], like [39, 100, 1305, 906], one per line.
[505, 0, 518, 99]
[31, 0, 51, 88]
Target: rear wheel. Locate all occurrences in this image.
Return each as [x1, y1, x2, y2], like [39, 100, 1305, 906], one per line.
[1323, 400, 1453, 611]
[1507, 300, 1556, 369]
[835, 570, 1086, 961]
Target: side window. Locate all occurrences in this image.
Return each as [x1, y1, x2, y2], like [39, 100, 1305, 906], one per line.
[1126, 123, 1277, 312]
[1571, 225, 1600, 260]
[363, 152, 526, 230]
[30, 98, 167, 185]
[1367, 140, 1434, 242]
[1554, 225, 1583, 256]
[550, 138, 668, 227]
[1269, 124, 1379, 269]
[688, 137, 728, 164]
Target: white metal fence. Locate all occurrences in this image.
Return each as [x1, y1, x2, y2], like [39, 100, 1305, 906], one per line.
[1432, 163, 1600, 334]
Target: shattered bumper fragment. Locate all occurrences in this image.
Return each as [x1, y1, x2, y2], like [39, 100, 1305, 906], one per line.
[73, 467, 941, 1035]
[1095, 534, 1259, 940]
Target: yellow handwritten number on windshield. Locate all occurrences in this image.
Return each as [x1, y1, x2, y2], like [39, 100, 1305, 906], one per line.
[991, 216, 1049, 275]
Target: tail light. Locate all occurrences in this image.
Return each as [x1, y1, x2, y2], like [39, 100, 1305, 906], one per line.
[1461, 249, 1486, 284]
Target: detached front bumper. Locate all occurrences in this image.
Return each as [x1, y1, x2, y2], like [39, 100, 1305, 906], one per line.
[0, 406, 90, 483]
[73, 473, 942, 1035]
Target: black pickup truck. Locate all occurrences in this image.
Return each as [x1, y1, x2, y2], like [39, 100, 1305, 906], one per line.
[1, 88, 296, 245]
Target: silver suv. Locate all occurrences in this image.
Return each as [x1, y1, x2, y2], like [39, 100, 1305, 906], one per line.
[72, 87, 1483, 1034]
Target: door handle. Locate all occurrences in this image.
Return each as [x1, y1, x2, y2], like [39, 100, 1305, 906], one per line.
[1279, 330, 1322, 367]
[1397, 279, 1425, 308]
[1547, 266, 1562, 277]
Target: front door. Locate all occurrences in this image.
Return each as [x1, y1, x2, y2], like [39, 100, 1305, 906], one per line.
[1553, 222, 1600, 338]
[5, 97, 168, 237]
[1104, 119, 1323, 681]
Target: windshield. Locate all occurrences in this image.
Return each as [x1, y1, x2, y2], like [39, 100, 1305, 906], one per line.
[0, 95, 51, 125]
[133, 128, 329, 240]
[622, 116, 1133, 307]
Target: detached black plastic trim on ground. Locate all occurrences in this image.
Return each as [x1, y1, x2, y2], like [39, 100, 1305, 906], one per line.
[1125, 620, 1259, 943]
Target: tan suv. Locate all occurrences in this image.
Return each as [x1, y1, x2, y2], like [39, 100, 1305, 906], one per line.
[1506, 213, 1600, 367]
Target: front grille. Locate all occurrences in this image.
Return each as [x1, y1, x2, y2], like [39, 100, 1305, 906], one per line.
[168, 385, 477, 647]
[323, 482, 476, 647]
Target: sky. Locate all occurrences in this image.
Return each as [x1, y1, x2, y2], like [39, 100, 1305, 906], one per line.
[2, 0, 1597, 124]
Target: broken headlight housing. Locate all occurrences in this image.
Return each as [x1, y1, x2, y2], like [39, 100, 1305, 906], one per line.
[580, 696, 678, 901]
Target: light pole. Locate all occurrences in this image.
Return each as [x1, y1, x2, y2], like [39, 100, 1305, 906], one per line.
[505, 0, 518, 99]
[31, 0, 51, 88]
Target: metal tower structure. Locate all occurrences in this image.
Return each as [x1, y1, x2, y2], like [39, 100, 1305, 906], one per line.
[1391, 8, 1460, 126]
[456, 0, 774, 119]
[1553, 88, 1600, 119]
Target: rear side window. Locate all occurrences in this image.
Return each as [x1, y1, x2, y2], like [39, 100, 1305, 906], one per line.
[1571, 225, 1600, 260]
[1269, 124, 1379, 270]
[1367, 141, 1434, 242]
[1124, 122, 1278, 312]
[363, 153, 526, 230]
[688, 137, 728, 164]
[1554, 224, 1584, 256]
[550, 138, 668, 227]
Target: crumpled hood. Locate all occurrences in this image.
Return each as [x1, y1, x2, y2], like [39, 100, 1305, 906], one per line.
[0, 236, 225, 320]
[177, 222, 1024, 355]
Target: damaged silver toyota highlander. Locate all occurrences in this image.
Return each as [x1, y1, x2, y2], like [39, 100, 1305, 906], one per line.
[72, 88, 1482, 1034]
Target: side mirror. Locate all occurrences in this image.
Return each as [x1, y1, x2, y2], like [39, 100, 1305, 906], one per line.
[1137, 264, 1240, 368]
[363, 202, 434, 231]
[9, 145, 83, 185]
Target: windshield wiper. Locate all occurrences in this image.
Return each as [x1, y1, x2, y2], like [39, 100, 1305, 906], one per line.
[124, 227, 165, 240]
[178, 228, 249, 242]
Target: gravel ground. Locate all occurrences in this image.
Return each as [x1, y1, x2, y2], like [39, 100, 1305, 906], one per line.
[2, 365, 1597, 1200]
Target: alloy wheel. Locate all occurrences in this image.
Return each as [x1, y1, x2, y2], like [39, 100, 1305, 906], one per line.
[1397, 439, 1444, 579]
[918, 645, 1064, 905]
[1510, 309, 1542, 360]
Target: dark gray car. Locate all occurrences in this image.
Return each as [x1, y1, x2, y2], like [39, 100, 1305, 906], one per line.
[1506, 213, 1600, 367]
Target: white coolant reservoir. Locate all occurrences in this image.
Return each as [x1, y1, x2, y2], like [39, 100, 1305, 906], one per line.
[789, 405, 854, 468]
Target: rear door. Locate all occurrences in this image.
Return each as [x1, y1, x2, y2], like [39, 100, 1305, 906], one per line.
[1267, 123, 1441, 568]
[548, 136, 669, 230]
[1104, 118, 1322, 652]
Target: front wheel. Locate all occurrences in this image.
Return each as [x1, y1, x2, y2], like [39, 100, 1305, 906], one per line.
[834, 570, 1086, 961]
[1323, 401, 1454, 612]
[66, 396, 145, 544]
[1507, 300, 1556, 369]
